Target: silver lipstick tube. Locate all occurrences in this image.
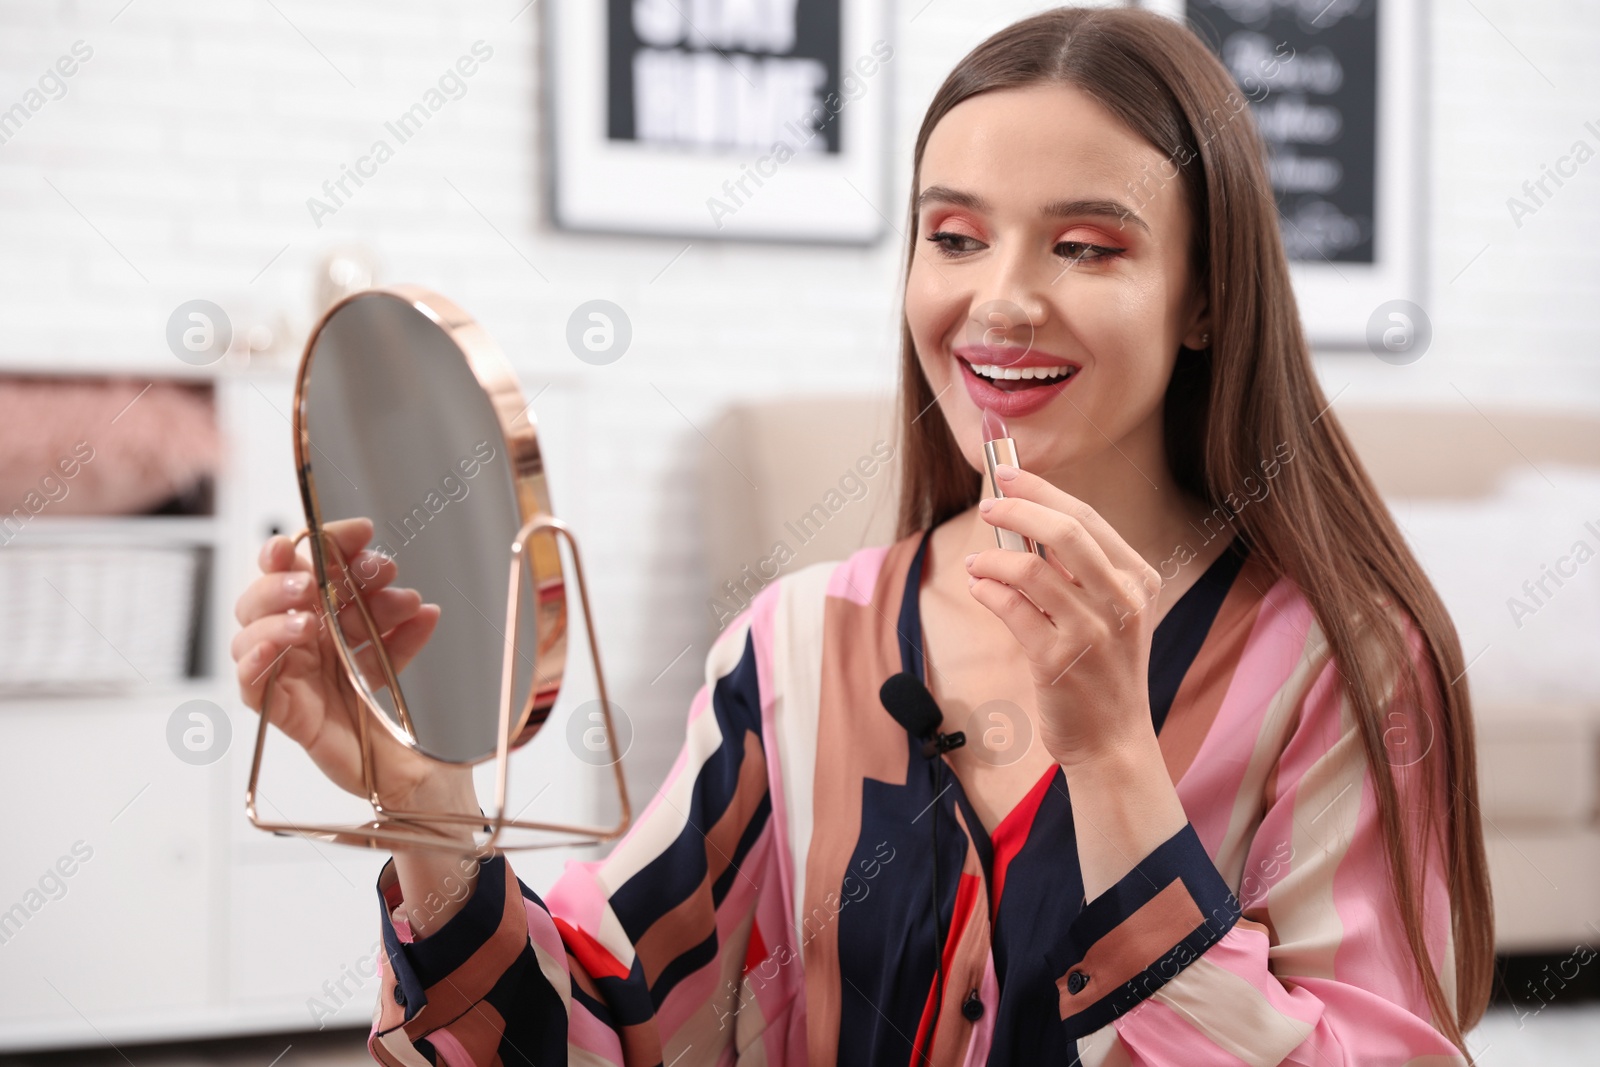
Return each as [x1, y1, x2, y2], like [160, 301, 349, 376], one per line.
[982, 438, 1048, 558]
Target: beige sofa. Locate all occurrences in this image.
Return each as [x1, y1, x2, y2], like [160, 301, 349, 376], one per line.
[700, 396, 1600, 954]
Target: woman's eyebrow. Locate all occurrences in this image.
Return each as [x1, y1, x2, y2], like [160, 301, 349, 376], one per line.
[1042, 197, 1151, 235]
[916, 185, 986, 212]
[916, 185, 1150, 234]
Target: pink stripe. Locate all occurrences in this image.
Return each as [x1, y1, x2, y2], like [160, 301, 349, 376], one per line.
[1240, 646, 1341, 911]
[518, 885, 628, 1061]
[1177, 575, 1311, 857]
[1201, 925, 1322, 1027]
[425, 1028, 476, 1067]
[825, 544, 889, 604]
[566, 996, 628, 1063]
[544, 859, 608, 937]
[1113, 929, 1326, 1058]
[959, 953, 998, 1067]
[528, 883, 629, 1061]
[747, 566, 795, 951]
[1327, 762, 1419, 998]
[1126, 938, 1457, 1064]
[751, 843, 808, 1064]
[1294, 977, 1459, 1058]
[1114, 995, 1254, 1065]
[1328, 625, 1456, 1022]
[654, 827, 775, 1036]
[524, 895, 569, 969]
[748, 577, 781, 736]
[684, 683, 714, 725]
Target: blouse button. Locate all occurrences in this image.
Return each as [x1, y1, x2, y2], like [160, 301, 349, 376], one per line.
[961, 989, 984, 1021]
[392, 984, 407, 1006]
[1066, 970, 1090, 995]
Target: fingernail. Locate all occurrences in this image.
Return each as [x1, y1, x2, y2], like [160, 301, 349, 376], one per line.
[284, 573, 309, 595]
[287, 614, 309, 634]
[978, 497, 996, 512]
[964, 553, 977, 568]
[967, 575, 977, 587]
[995, 463, 1019, 481]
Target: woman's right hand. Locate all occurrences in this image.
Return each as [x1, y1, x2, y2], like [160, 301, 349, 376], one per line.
[230, 517, 470, 813]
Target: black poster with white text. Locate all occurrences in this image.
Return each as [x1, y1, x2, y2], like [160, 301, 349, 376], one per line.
[607, 0, 843, 154]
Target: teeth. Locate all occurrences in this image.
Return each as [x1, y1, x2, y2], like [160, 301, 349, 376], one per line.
[968, 362, 1074, 381]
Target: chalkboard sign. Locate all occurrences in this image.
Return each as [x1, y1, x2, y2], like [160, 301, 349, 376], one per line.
[1173, 0, 1424, 345]
[1188, 0, 1379, 264]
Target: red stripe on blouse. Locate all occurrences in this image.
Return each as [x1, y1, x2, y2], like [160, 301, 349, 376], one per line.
[989, 763, 1058, 922]
[552, 916, 632, 981]
[743, 919, 769, 975]
[911, 871, 983, 1062]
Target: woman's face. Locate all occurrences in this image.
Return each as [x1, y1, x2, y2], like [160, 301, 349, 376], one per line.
[905, 83, 1208, 485]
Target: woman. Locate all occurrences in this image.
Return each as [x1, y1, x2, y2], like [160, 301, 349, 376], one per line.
[232, 7, 1492, 1064]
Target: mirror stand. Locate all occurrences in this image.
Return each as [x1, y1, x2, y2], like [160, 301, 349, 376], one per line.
[245, 515, 633, 855]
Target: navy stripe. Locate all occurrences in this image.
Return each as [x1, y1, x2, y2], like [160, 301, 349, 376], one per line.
[587, 956, 656, 1028]
[1048, 822, 1241, 1040]
[896, 528, 936, 678]
[568, 978, 616, 1029]
[651, 930, 720, 1010]
[380, 852, 512, 1017]
[478, 946, 570, 1065]
[1149, 536, 1248, 732]
[836, 774, 947, 1066]
[987, 772, 1084, 1064]
[609, 628, 767, 941]
[710, 790, 773, 905]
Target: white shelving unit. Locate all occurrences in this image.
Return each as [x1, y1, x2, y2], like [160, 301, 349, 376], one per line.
[0, 361, 389, 1050]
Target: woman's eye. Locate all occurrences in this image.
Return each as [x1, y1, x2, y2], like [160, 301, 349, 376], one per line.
[926, 230, 983, 255]
[1055, 241, 1122, 263]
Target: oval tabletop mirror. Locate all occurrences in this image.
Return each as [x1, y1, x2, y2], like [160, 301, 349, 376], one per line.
[246, 285, 631, 852]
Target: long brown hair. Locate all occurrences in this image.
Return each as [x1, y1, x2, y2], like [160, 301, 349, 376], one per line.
[894, 6, 1492, 1047]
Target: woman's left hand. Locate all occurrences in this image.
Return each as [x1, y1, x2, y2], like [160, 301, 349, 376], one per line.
[965, 463, 1165, 767]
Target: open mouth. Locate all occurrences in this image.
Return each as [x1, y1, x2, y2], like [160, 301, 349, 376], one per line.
[958, 357, 1078, 392]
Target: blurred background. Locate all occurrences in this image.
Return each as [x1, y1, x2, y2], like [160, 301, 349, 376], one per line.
[1, 0, 1598, 1063]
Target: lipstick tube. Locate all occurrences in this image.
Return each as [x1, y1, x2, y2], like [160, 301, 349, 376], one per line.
[982, 434, 1048, 558]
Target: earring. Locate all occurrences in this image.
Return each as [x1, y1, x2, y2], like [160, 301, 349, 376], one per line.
[1199, 332, 1210, 347]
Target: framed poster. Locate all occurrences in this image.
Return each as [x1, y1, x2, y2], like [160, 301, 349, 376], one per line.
[546, 0, 894, 243]
[1174, 0, 1426, 346]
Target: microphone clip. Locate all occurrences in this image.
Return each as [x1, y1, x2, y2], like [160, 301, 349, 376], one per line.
[920, 731, 966, 759]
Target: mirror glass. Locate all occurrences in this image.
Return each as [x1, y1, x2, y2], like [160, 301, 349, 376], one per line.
[297, 289, 562, 764]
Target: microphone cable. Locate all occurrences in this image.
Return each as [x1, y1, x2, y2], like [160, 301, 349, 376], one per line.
[880, 671, 966, 1060]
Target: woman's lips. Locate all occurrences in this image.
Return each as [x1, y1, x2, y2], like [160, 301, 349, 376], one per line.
[956, 353, 1079, 419]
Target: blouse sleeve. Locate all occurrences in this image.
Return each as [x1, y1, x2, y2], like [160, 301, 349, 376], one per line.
[365, 611, 789, 1067]
[1061, 621, 1469, 1065]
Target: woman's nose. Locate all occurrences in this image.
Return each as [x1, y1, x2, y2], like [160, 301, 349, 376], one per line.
[974, 249, 1053, 343]
[967, 269, 1051, 353]
[967, 297, 1038, 353]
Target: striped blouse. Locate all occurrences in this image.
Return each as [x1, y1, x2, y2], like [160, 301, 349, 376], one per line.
[365, 530, 1466, 1066]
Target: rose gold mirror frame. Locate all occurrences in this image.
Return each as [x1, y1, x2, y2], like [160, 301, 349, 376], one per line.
[244, 285, 632, 853]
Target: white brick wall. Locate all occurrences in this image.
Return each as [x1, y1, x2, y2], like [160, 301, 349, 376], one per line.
[1, 0, 1598, 806]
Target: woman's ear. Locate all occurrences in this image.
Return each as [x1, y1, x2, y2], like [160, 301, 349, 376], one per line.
[1180, 290, 1212, 350]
